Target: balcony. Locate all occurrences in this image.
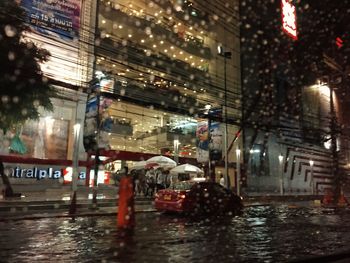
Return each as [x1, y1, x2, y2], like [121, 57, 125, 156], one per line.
[97, 37, 210, 90]
[111, 81, 200, 113]
[99, 4, 212, 60]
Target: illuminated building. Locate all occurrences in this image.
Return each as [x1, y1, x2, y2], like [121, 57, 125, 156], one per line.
[0, 0, 95, 189]
[90, 0, 242, 185]
[1, 0, 242, 189]
[240, 0, 349, 195]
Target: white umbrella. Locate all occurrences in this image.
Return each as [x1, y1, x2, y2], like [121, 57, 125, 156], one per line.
[130, 160, 147, 171]
[146, 156, 177, 169]
[170, 163, 204, 175]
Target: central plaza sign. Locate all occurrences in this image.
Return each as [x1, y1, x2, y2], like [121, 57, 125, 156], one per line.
[6, 166, 86, 181]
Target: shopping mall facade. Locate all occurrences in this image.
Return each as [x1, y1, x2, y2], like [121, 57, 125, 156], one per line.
[0, 0, 243, 192]
[2, 0, 346, 195]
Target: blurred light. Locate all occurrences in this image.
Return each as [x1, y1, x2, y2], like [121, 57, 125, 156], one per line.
[278, 154, 283, 163]
[336, 37, 343, 48]
[281, 0, 297, 40]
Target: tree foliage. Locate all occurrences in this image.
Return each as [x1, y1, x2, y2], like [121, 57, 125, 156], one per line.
[0, 1, 56, 132]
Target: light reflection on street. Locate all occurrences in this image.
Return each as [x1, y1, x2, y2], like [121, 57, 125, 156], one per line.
[0, 205, 349, 262]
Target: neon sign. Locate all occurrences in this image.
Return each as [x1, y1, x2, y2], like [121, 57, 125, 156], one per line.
[336, 37, 343, 49]
[281, 0, 297, 40]
[7, 166, 86, 181]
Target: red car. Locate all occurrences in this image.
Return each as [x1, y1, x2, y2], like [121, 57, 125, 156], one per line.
[154, 181, 243, 216]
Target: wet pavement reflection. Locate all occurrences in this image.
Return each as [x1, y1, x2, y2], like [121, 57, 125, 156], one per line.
[1, 205, 350, 262]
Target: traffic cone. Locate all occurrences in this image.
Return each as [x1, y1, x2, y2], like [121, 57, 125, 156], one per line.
[322, 189, 333, 206]
[69, 191, 77, 215]
[337, 189, 348, 207]
[117, 176, 135, 230]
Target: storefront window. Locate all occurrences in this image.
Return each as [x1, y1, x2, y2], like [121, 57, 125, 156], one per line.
[17, 117, 69, 159]
[107, 100, 197, 158]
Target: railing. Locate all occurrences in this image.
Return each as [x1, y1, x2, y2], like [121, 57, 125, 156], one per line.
[99, 2, 212, 60]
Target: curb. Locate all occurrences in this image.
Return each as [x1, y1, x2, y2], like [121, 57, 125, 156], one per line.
[0, 208, 157, 222]
[0, 201, 327, 222]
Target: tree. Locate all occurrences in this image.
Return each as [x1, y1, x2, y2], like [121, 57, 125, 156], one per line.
[0, 1, 56, 197]
[0, 1, 56, 132]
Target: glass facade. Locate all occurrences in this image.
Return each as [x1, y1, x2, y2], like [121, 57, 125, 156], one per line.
[94, 0, 242, 164]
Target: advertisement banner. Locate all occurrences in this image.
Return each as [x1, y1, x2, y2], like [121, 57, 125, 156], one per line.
[196, 119, 209, 163]
[20, 0, 81, 40]
[83, 93, 114, 152]
[83, 94, 98, 152]
[7, 118, 69, 159]
[209, 122, 223, 161]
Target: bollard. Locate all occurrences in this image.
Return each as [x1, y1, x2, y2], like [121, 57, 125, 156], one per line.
[117, 176, 135, 230]
[69, 191, 77, 215]
[322, 189, 333, 206]
[337, 189, 348, 207]
[337, 195, 348, 207]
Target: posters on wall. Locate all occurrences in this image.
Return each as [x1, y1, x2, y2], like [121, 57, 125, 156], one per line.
[196, 119, 223, 163]
[196, 119, 209, 163]
[209, 122, 223, 161]
[83, 94, 98, 152]
[18, 118, 69, 159]
[20, 0, 81, 40]
[83, 78, 114, 152]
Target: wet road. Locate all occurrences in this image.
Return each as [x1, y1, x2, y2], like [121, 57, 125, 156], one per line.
[0, 205, 350, 262]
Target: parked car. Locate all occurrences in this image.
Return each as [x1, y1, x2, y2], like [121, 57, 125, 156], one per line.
[154, 181, 243, 216]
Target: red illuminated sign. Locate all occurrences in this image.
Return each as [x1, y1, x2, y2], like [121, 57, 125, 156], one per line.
[336, 37, 343, 49]
[281, 0, 297, 40]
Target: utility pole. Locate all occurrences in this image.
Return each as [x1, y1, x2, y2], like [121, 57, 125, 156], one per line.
[323, 52, 343, 204]
[218, 45, 232, 188]
[329, 83, 340, 202]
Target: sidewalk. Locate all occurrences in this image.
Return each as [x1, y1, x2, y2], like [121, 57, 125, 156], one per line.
[1, 185, 120, 201]
[0, 186, 330, 221]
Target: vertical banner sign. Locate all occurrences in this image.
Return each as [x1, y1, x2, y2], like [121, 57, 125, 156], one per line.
[21, 0, 81, 40]
[281, 0, 297, 40]
[83, 94, 98, 152]
[209, 122, 223, 161]
[83, 76, 114, 152]
[98, 96, 113, 149]
[196, 119, 209, 163]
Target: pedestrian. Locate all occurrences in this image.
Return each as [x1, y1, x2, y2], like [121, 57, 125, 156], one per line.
[164, 170, 170, 188]
[155, 168, 165, 191]
[131, 170, 140, 195]
[117, 166, 135, 230]
[145, 168, 156, 196]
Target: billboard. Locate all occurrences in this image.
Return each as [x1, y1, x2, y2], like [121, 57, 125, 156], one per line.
[209, 122, 223, 161]
[196, 119, 209, 163]
[20, 0, 81, 40]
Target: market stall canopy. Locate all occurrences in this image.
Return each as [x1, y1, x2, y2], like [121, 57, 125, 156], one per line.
[169, 163, 204, 175]
[145, 156, 177, 170]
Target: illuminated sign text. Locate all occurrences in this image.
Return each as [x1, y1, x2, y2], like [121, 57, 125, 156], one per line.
[281, 0, 297, 40]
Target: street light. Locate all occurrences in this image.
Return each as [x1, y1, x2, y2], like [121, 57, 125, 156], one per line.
[309, 159, 314, 195]
[278, 154, 284, 195]
[218, 45, 232, 189]
[236, 148, 241, 196]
